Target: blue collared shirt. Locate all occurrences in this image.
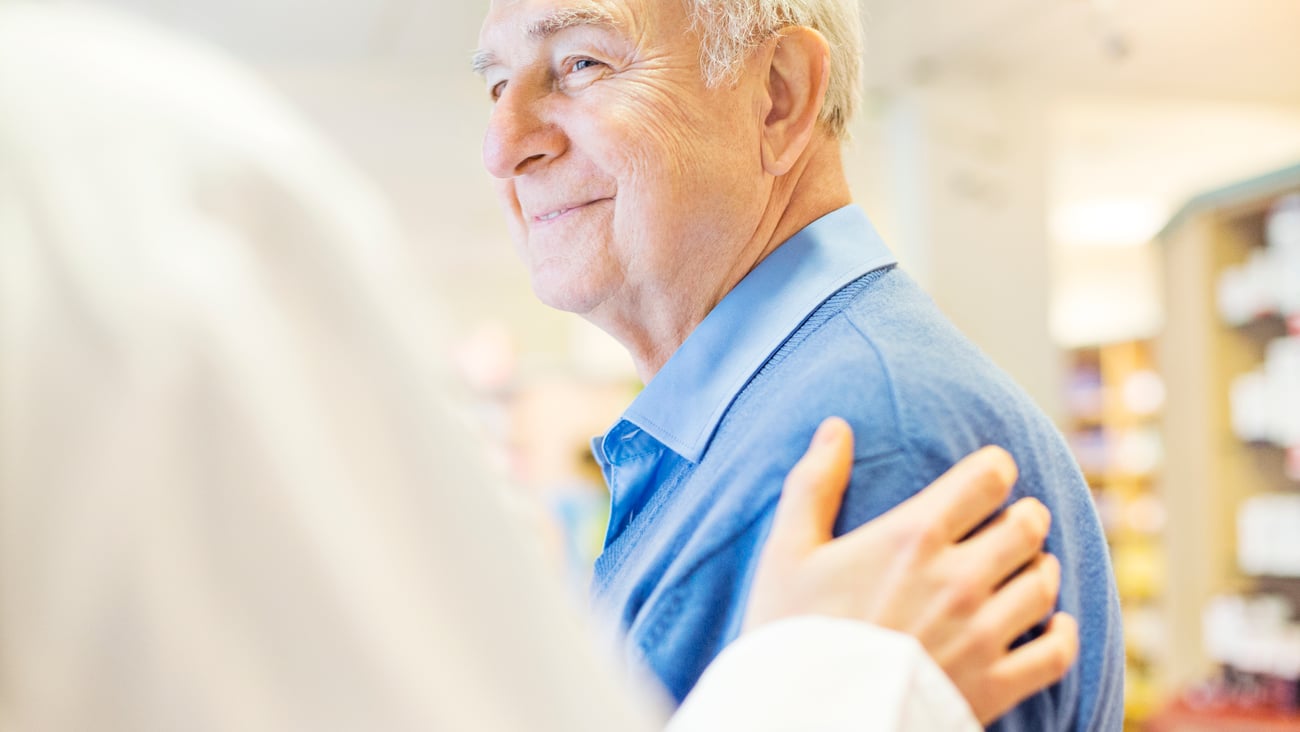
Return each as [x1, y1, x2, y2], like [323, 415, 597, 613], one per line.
[592, 205, 1124, 732]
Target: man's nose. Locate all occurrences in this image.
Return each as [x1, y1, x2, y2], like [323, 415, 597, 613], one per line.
[483, 87, 566, 179]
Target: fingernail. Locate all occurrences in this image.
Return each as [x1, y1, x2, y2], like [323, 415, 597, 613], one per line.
[1036, 501, 1052, 534]
[984, 445, 1018, 486]
[814, 419, 842, 446]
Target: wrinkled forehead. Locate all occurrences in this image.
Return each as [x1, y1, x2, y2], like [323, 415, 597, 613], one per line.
[478, 0, 685, 48]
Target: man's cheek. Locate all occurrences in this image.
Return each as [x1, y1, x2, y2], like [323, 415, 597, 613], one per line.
[598, 135, 675, 204]
[492, 181, 520, 216]
[594, 101, 698, 176]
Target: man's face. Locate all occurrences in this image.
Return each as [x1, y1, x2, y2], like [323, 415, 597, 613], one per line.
[476, 0, 768, 318]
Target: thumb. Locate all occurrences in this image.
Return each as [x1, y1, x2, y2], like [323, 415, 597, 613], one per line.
[766, 417, 855, 556]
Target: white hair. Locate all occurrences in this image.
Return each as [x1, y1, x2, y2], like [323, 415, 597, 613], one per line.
[687, 0, 863, 138]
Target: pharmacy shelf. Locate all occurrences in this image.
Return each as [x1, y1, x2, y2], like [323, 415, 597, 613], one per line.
[1154, 163, 1300, 726]
[1063, 340, 1167, 726]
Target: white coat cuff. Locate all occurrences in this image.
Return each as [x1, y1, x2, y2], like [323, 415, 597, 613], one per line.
[667, 616, 981, 732]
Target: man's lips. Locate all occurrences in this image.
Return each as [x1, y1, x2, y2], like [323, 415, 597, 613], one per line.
[528, 197, 614, 224]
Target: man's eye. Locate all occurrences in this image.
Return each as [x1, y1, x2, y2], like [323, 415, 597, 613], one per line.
[570, 58, 603, 73]
[489, 81, 506, 101]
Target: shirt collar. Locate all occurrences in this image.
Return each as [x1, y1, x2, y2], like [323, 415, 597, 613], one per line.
[614, 205, 896, 463]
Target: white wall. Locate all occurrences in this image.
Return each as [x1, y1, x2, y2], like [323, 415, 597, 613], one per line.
[869, 82, 1063, 418]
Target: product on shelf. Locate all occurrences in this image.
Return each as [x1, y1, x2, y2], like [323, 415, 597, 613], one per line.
[1218, 194, 1300, 324]
[1229, 336, 1300, 453]
[1270, 194, 1300, 248]
[1194, 594, 1300, 716]
[1066, 425, 1164, 478]
[1125, 493, 1167, 535]
[1269, 336, 1300, 447]
[1239, 494, 1300, 578]
[1064, 363, 1105, 421]
[1068, 427, 1108, 476]
[1122, 369, 1167, 416]
[1114, 426, 1164, 476]
[1232, 371, 1273, 444]
[1270, 194, 1300, 317]
[1113, 538, 1164, 600]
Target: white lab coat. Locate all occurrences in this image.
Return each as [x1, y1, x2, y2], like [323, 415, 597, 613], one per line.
[0, 4, 978, 730]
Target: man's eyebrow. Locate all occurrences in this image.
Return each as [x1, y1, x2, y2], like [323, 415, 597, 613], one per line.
[526, 5, 621, 40]
[472, 5, 622, 76]
[471, 50, 499, 76]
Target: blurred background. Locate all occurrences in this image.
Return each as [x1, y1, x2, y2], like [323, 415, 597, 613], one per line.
[84, 0, 1300, 728]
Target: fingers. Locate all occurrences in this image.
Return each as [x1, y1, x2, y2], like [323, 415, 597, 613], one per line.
[978, 612, 1079, 724]
[766, 417, 856, 555]
[881, 445, 1019, 545]
[954, 497, 1051, 590]
[978, 553, 1061, 650]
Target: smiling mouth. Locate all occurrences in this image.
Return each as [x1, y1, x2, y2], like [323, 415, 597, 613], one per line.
[531, 198, 613, 224]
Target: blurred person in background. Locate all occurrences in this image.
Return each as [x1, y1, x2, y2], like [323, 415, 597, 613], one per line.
[475, 0, 1124, 729]
[0, 2, 1078, 730]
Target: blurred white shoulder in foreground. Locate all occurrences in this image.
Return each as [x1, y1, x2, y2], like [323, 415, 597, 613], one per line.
[0, 4, 975, 731]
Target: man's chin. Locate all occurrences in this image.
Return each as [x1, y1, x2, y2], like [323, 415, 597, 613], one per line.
[530, 279, 603, 317]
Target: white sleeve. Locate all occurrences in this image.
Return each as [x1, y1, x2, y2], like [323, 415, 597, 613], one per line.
[670, 617, 981, 732]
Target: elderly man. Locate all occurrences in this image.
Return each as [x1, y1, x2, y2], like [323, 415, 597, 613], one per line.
[475, 0, 1123, 730]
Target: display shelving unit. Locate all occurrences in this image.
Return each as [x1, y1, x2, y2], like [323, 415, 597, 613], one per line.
[1063, 339, 1167, 727]
[1148, 163, 1300, 731]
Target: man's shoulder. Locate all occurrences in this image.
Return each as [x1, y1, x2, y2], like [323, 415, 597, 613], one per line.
[711, 265, 1094, 533]
[723, 267, 1048, 459]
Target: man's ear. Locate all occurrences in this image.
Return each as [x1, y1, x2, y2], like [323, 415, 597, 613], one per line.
[759, 26, 831, 177]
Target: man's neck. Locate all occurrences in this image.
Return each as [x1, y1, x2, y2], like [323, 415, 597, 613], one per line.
[593, 139, 852, 383]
